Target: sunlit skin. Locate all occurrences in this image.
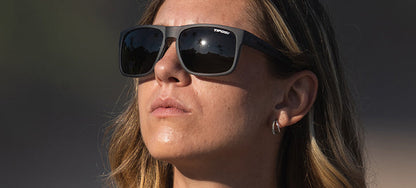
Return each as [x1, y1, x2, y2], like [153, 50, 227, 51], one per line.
[137, 0, 318, 187]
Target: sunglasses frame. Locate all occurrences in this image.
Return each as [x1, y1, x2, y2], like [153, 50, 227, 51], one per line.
[119, 24, 291, 77]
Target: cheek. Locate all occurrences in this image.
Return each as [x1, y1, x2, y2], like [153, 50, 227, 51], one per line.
[200, 77, 280, 142]
[137, 84, 151, 124]
[194, 82, 264, 142]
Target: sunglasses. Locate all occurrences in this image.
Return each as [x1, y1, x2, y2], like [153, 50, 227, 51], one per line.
[119, 24, 291, 77]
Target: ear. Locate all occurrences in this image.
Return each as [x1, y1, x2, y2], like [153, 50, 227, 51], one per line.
[274, 70, 318, 128]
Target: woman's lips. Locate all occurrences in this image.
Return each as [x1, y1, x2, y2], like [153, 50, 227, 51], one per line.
[150, 97, 191, 117]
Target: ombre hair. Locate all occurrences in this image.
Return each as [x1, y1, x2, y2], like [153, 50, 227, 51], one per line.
[106, 0, 366, 187]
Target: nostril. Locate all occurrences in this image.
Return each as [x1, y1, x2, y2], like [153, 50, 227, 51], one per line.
[168, 77, 180, 82]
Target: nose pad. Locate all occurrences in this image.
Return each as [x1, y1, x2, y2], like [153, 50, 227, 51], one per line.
[160, 37, 177, 60]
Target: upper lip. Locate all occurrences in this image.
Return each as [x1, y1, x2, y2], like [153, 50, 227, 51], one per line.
[150, 97, 191, 113]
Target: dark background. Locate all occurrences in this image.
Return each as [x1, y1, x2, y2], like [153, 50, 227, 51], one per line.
[1, 0, 415, 187]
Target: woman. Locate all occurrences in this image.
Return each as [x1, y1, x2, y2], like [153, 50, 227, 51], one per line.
[107, 0, 366, 187]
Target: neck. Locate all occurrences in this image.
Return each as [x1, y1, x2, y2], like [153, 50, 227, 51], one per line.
[171, 138, 282, 188]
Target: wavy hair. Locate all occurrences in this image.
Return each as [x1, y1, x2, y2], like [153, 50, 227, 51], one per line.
[106, 0, 366, 187]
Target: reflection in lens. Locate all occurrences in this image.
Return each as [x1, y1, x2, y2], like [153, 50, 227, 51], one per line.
[200, 40, 207, 46]
[121, 28, 163, 75]
[179, 27, 236, 74]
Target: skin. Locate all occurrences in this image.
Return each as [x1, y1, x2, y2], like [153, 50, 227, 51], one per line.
[137, 0, 318, 187]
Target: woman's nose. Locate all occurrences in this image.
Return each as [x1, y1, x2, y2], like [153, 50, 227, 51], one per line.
[153, 41, 191, 86]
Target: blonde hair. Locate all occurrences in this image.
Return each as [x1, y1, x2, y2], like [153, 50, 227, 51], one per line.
[106, 0, 366, 187]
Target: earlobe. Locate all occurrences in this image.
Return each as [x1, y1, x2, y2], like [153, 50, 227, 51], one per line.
[274, 70, 318, 128]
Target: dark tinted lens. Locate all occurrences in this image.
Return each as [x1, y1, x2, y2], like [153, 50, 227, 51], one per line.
[178, 27, 236, 74]
[121, 28, 163, 75]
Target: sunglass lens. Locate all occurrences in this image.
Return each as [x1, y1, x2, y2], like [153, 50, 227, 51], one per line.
[121, 28, 163, 75]
[179, 27, 236, 74]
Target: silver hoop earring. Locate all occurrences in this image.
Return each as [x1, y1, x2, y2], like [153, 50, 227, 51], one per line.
[272, 120, 280, 135]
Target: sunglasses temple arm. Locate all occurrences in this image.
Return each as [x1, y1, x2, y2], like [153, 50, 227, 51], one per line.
[243, 32, 292, 66]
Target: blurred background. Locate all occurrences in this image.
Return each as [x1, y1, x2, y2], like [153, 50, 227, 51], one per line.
[1, 0, 415, 187]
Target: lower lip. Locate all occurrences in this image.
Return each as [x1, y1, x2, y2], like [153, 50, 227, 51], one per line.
[151, 107, 189, 117]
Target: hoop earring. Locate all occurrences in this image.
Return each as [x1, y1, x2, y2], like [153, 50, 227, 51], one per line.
[272, 120, 280, 135]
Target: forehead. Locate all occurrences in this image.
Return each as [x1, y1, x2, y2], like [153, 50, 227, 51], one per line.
[153, 0, 255, 34]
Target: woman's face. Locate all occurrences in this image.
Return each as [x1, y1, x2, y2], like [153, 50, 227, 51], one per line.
[138, 0, 286, 164]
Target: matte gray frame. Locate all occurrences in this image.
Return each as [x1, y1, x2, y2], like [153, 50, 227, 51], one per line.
[119, 24, 292, 77]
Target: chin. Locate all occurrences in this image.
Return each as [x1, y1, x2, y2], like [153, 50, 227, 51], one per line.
[140, 120, 234, 165]
[146, 143, 200, 165]
[143, 134, 214, 166]
[142, 130, 191, 161]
